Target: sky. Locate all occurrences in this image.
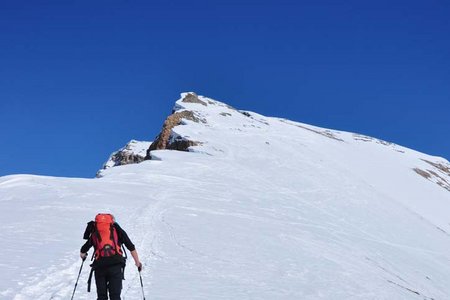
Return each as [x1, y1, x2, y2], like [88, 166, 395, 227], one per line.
[0, 0, 449, 178]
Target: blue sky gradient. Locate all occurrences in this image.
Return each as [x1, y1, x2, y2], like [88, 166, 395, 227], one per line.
[1, 0, 449, 177]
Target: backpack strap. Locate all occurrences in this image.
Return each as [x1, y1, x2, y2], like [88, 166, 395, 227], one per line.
[110, 224, 118, 254]
[95, 226, 102, 242]
[87, 267, 95, 292]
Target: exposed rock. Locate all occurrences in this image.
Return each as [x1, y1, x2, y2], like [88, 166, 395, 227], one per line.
[181, 92, 207, 106]
[97, 140, 151, 177]
[422, 159, 450, 176]
[353, 134, 373, 142]
[107, 150, 145, 167]
[353, 134, 393, 146]
[146, 110, 202, 158]
[413, 163, 450, 192]
[167, 137, 200, 151]
[413, 168, 431, 179]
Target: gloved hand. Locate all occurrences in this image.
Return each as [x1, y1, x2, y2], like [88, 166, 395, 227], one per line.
[80, 252, 87, 261]
[136, 262, 143, 272]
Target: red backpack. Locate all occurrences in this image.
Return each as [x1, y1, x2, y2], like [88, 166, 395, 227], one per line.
[91, 213, 123, 259]
[84, 213, 127, 293]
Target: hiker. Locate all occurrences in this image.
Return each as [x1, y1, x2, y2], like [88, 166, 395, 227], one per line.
[80, 213, 142, 300]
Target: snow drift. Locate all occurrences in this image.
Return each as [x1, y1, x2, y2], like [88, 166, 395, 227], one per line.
[1, 92, 450, 299]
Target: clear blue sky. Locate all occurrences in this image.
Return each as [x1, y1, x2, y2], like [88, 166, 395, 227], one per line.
[1, 0, 449, 178]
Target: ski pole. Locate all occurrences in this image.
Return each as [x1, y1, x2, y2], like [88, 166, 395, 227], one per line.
[138, 266, 146, 300]
[71, 258, 85, 300]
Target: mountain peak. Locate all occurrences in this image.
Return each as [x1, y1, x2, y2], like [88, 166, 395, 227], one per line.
[3, 92, 450, 299]
[179, 92, 208, 106]
[100, 93, 450, 197]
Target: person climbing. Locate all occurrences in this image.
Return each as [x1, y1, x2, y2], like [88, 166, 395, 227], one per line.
[80, 213, 142, 300]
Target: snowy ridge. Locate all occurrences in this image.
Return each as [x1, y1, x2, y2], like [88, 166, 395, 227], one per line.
[1, 92, 450, 299]
[98, 139, 152, 176]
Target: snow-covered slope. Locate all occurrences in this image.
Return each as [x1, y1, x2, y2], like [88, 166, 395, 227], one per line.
[1, 92, 450, 300]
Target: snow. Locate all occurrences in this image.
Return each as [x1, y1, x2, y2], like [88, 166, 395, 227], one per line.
[1, 93, 450, 299]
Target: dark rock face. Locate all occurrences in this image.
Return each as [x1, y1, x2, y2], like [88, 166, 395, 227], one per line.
[96, 140, 151, 177]
[146, 109, 202, 159]
[181, 92, 207, 106]
[109, 151, 146, 167]
[166, 138, 199, 151]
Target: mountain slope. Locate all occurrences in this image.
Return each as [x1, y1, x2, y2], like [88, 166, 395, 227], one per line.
[1, 92, 450, 299]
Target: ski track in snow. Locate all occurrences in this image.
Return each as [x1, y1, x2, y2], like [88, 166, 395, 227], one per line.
[8, 190, 161, 300]
[2, 93, 450, 299]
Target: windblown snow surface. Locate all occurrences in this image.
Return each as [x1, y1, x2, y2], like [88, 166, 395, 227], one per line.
[1, 93, 450, 300]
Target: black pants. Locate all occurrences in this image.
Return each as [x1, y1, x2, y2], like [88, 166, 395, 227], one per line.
[94, 264, 123, 300]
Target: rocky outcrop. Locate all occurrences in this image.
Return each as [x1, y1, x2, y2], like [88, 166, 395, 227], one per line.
[97, 140, 151, 177]
[181, 92, 207, 106]
[146, 94, 205, 159]
[97, 93, 208, 173]
[110, 150, 144, 166]
[147, 111, 201, 152]
[413, 159, 450, 192]
[423, 159, 450, 175]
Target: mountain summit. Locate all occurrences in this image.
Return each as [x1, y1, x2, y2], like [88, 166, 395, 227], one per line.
[103, 92, 450, 196]
[1, 92, 450, 299]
